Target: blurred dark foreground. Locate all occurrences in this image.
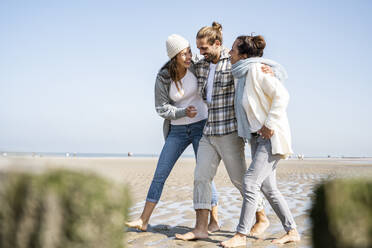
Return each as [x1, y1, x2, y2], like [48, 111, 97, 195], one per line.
[311, 179, 372, 248]
[0, 170, 131, 248]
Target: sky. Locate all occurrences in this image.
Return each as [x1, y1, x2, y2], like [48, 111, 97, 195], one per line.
[1, 0, 371, 157]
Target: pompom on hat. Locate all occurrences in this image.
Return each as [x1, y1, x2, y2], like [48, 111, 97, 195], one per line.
[166, 34, 189, 59]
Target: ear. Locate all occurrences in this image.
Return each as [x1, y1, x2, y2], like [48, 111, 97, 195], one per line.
[214, 40, 221, 47]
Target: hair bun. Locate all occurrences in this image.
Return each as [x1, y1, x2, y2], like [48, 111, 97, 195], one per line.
[212, 21, 222, 32]
[252, 35, 266, 50]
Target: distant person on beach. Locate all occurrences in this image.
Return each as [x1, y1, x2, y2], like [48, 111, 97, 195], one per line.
[219, 35, 300, 247]
[175, 22, 278, 241]
[125, 34, 220, 232]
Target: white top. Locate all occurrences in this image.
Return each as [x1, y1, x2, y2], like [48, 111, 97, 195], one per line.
[206, 63, 217, 104]
[169, 69, 208, 125]
[246, 105, 262, 133]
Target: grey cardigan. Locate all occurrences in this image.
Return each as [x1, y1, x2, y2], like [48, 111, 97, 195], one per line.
[154, 62, 197, 140]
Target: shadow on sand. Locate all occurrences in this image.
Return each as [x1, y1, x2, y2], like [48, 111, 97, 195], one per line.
[125, 224, 279, 247]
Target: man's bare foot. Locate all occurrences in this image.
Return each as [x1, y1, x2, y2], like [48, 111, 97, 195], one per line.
[220, 233, 246, 248]
[175, 230, 208, 241]
[249, 212, 270, 236]
[272, 229, 301, 244]
[125, 219, 147, 231]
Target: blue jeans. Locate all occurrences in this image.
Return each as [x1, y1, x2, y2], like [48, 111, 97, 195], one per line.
[146, 119, 219, 206]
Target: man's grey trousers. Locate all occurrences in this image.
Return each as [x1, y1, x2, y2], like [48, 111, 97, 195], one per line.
[193, 132, 264, 212]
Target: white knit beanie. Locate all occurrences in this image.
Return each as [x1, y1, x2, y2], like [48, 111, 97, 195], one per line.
[166, 34, 189, 59]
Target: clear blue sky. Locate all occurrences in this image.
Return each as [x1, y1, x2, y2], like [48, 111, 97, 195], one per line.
[1, 0, 371, 157]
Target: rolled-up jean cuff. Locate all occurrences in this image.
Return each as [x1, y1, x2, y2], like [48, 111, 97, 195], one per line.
[146, 198, 158, 203]
[236, 227, 249, 235]
[284, 224, 297, 233]
[211, 194, 218, 206]
[194, 203, 211, 210]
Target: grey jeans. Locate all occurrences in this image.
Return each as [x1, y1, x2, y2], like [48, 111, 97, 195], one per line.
[236, 135, 296, 234]
[193, 132, 264, 210]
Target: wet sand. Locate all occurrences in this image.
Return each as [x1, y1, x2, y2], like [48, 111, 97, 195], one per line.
[1, 156, 372, 247]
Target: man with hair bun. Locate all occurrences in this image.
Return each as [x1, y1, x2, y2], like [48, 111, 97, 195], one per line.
[176, 22, 283, 242]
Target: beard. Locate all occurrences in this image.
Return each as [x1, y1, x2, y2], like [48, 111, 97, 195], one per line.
[204, 52, 218, 62]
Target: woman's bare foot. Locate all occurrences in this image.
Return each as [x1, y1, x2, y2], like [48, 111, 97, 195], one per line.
[125, 219, 147, 231]
[249, 210, 270, 236]
[175, 229, 208, 241]
[208, 222, 220, 233]
[272, 229, 301, 244]
[208, 205, 220, 232]
[125, 201, 155, 232]
[220, 233, 246, 248]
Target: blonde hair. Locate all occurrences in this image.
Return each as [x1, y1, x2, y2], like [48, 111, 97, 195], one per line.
[196, 21, 223, 45]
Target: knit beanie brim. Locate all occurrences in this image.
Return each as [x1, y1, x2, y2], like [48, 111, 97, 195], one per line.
[166, 34, 190, 59]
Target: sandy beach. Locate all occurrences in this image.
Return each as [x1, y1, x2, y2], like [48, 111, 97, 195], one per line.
[1, 156, 372, 247]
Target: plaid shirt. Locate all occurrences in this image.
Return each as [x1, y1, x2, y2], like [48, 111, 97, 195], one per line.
[195, 48, 237, 136]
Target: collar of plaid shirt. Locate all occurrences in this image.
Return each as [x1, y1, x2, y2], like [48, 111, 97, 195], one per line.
[195, 48, 238, 136]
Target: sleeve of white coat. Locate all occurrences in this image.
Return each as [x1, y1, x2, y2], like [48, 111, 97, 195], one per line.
[259, 72, 290, 130]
